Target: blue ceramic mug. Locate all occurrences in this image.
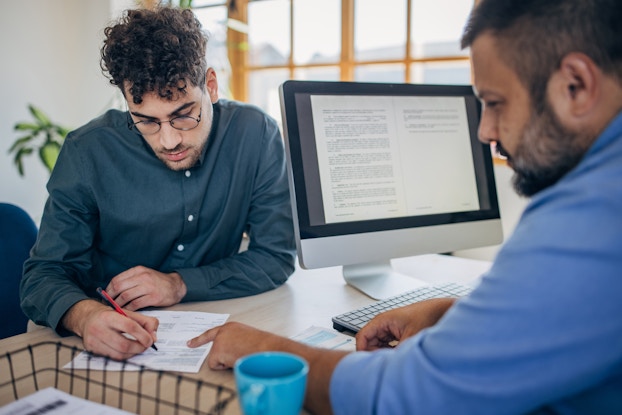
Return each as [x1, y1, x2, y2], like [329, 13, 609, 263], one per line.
[234, 352, 309, 415]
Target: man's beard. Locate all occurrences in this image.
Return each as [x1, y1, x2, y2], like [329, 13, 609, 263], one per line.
[155, 101, 212, 171]
[501, 101, 591, 197]
[157, 144, 203, 171]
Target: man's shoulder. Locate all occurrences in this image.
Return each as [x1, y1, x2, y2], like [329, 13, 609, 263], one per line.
[216, 99, 276, 125]
[217, 98, 263, 112]
[66, 109, 128, 143]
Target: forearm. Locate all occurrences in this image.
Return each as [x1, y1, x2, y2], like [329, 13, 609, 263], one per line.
[178, 248, 294, 301]
[302, 346, 349, 415]
[419, 297, 456, 326]
[240, 333, 348, 415]
[21, 263, 92, 333]
[193, 323, 346, 414]
[21, 146, 99, 332]
[61, 298, 107, 337]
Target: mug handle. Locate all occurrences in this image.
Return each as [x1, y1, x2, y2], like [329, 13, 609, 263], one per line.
[241, 383, 267, 415]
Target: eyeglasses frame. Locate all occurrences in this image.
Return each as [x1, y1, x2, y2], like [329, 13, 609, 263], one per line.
[126, 88, 205, 135]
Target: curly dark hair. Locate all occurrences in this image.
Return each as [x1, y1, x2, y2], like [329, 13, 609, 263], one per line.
[101, 7, 208, 104]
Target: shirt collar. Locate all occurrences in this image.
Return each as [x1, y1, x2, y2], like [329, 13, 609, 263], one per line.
[196, 102, 220, 166]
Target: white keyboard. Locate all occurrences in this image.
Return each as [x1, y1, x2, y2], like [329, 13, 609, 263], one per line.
[332, 283, 473, 333]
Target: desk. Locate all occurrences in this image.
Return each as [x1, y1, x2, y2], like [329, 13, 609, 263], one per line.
[0, 254, 490, 413]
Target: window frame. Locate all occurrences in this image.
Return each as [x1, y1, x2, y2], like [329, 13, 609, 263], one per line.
[195, 0, 474, 102]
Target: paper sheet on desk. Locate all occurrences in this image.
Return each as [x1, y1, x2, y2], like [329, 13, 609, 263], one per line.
[291, 326, 356, 351]
[65, 310, 229, 373]
[0, 387, 134, 415]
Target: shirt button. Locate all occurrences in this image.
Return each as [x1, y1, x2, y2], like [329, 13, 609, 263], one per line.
[187, 214, 194, 222]
[177, 244, 185, 252]
[185, 170, 191, 177]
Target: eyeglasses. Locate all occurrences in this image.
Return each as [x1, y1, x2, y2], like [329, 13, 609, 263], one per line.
[127, 91, 204, 135]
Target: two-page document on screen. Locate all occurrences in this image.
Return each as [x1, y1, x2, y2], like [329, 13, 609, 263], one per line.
[310, 95, 480, 224]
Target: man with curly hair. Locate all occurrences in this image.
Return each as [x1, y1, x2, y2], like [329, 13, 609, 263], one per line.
[189, 0, 622, 413]
[20, 7, 295, 360]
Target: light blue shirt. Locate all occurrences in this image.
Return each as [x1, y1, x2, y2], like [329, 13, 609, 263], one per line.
[331, 112, 622, 414]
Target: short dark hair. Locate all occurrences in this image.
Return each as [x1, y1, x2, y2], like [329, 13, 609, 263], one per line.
[461, 0, 622, 113]
[101, 7, 208, 104]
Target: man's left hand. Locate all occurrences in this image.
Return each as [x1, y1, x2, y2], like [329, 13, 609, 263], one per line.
[106, 266, 187, 311]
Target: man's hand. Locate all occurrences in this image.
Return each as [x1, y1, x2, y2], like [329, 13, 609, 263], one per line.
[62, 299, 159, 361]
[187, 322, 288, 369]
[356, 297, 456, 351]
[187, 322, 347, 415]
[106, 266, 187, 311]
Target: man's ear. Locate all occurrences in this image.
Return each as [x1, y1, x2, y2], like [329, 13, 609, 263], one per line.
[547, 52, 600, 123]
[205, 67, 219, 103]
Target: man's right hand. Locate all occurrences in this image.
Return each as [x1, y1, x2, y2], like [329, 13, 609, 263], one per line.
[355, 297, 456, 351]
[61, 299, 159, 361]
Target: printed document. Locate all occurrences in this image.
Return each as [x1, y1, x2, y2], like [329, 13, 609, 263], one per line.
[0, 387, 134, 415]
[291, 326, 355, 351]
[65, 310, 228, 373]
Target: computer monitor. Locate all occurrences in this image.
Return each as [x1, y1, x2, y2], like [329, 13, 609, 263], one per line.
[279, 80, 503, 300]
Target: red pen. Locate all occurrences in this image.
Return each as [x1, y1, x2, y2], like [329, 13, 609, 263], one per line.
[96, 287, 158, 351]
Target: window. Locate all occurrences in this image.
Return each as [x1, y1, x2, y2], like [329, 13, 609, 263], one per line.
[190, 1, 231, 96]
[193, 0, 474, 121]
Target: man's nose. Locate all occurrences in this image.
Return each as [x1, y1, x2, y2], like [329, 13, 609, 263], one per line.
[478, 109, 498, 144]
[159, 123, 183, 150]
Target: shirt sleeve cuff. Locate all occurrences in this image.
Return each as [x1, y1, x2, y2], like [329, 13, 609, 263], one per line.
[176, 267, 210, 302]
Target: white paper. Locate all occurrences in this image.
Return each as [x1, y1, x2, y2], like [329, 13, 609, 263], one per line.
[65, 310, 228, 373]
[0, 387, 135, 415]
[291, 326, 356, 351]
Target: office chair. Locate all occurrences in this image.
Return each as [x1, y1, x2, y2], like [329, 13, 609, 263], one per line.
[0, 203, 38, 339]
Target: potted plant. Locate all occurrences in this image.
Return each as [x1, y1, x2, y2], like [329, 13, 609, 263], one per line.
[9, 104, 71, 176]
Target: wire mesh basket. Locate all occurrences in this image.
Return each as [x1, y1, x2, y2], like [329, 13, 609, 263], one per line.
[0, 341, 236, 414]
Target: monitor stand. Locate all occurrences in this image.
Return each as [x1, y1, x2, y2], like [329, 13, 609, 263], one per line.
[342, 261, 429, 300]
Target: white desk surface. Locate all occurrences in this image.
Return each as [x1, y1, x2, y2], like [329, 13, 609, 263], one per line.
[0, 254, 491, 413]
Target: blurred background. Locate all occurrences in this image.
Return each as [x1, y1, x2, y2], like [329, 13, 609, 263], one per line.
[0, 0, 527, 260]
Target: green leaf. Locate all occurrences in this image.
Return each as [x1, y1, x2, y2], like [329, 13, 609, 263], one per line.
[14, 122, 41, 132]
[28, 104, 52, 126]
[13, 147, 34, 177]
[8, 135, 34, 153]
[9, 104, 72, 177]
[17, 147, 34, 157]
[16, 158, 24, 176]
[40, 141, 61, 172]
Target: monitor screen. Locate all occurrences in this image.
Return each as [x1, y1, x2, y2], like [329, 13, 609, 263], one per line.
[279, 80, 502, 299]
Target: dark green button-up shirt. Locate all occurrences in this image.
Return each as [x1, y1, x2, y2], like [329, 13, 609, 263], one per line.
[21, 100, 296, 333]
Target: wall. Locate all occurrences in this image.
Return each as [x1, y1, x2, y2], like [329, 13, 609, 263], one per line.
[453, 162, 529, 261]
[0, 0, 132, 224]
